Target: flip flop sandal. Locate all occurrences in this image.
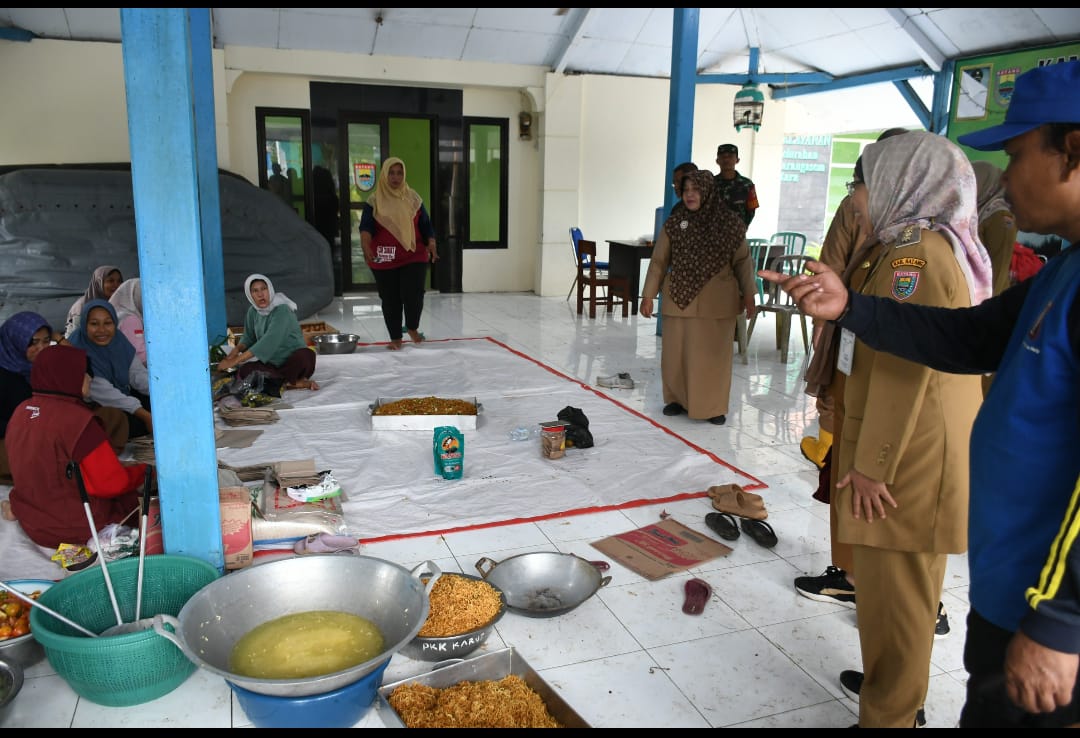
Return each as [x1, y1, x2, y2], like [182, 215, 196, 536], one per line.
[293, 532, 359, 555]
[740, 518, 778, 548]
[709, 485, 769, 521]
[705, 512, 741, 541]
[682, 577, 712, 615]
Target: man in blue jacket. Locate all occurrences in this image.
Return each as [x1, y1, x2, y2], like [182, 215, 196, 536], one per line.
[760, 59, 1080, 728]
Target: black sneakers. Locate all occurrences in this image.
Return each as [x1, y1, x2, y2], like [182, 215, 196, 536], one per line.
[662, 402, 685, 416]
[794, 566, 951, 641]
[839, 670, 926, 727]
[935, 601, 951, 639]
[793, 566, 856, 609]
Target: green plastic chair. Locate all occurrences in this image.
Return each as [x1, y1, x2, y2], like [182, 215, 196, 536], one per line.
[769, 231, 808, 257]
[747, 238, 770, 306]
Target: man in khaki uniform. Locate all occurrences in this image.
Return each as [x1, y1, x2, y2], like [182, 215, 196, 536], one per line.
[831, 132, 989, 727]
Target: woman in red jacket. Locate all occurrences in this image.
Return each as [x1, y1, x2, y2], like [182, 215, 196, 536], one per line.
[6, 344, 147, 549]
[358, 157, 439, 350]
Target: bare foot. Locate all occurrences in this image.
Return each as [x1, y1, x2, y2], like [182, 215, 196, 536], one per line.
[387, 340, 403, 351]
[285, 378, 320, 391]
[407, 329, 424, 343]
[2, 500, 14, 522]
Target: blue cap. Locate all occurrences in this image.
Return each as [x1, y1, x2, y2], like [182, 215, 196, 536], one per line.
[958, 60, 1080, 151]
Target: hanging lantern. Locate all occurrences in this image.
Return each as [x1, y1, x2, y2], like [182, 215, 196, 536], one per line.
[733, 83, 764, 132]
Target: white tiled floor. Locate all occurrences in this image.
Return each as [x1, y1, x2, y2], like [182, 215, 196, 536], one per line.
[2, 292, 970, 728]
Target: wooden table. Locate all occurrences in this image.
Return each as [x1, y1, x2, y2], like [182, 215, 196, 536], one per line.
[605, 240, 654, 315]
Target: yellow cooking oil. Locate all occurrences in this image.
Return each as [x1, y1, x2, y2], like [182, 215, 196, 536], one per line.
[229, 610, 385, 679]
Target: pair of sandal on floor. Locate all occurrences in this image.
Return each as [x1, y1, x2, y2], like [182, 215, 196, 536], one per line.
[704, 484, 778, 548]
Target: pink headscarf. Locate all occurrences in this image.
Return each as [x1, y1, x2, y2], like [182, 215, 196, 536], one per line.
[861, 131, 993, 305]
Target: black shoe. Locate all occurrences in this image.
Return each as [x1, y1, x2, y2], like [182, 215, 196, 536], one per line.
[662, 402, 685, 416]
[793, 565, 855, 609]
[840, 670, 926, 727]
[935, 601, 950, 639]
[839, 669, 863, 701]
[708, 415, 726, 425]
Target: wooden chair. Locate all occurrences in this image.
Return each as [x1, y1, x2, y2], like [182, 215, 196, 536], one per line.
[576, 239, 629, 319]
[747, 253, 811, 364]
[566, 226, 609, 301]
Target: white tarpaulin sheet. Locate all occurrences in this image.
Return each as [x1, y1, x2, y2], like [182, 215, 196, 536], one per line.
[0, 337, 760, 579]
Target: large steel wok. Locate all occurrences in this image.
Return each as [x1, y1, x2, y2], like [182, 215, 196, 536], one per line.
[154, 556, 439, 697]
[475, 552, 611, 618]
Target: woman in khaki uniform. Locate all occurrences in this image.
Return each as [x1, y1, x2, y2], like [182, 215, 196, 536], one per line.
[639, 170, 755, 425]
[972, 160, 1019, 397]
[835, 131, 992, 727]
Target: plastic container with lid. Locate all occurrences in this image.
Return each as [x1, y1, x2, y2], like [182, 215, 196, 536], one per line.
[539, 422, 566, 460]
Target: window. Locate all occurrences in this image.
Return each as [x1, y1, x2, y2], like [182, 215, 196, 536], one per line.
[464, 118, 508, 249]
[255, 108, 311, 220]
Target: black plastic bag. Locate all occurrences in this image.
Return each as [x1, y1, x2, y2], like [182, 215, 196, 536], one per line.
[557, 405, 594, 449]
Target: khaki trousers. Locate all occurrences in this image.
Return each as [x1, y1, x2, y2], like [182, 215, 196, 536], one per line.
[852, 545, 946, 728]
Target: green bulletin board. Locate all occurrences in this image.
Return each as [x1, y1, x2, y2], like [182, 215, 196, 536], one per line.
[948, 42, 1080, 168]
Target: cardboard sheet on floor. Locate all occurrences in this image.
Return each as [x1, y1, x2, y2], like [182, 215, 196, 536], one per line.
[590, 517, 732, 580]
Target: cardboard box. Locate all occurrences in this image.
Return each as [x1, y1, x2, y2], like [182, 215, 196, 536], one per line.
[219, 486, 254, 570]
[144, 497, 164, 556]
[590, 517, 732, 581]
[142, 490, 254, 570]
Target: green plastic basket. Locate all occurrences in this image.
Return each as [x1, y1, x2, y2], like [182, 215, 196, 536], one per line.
[29, 554, 220, 707]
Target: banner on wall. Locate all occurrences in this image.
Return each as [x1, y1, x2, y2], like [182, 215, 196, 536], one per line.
[948, 41, 1079, 256]
[948, 42, 1080, 169]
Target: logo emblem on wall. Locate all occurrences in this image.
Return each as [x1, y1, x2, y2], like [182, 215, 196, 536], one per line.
[354, 162, 376, 192]
[995, 67, 1021, 107]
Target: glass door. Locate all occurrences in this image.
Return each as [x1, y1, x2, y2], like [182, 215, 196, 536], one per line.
[339, 115, 434, 291]
[342, 120, 383, 289]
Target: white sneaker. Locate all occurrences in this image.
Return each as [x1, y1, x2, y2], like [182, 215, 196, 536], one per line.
[597, 372, 634, 389]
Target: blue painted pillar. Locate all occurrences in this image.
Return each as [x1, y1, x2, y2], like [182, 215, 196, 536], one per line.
[656, 8, 699, 336]
[120, 8, 224, 572]
[189, 8, 228, 345]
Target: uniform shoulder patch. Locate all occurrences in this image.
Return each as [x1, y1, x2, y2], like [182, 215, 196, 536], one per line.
[891, 257, 926, 269]
[894, 225, 922, 248]
[892, 271, 919, 300]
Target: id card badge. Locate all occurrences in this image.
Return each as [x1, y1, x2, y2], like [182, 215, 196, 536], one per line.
[837, 328, 855, 376]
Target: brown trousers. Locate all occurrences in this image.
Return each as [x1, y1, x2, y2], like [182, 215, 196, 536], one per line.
[852, 545, 946, 728]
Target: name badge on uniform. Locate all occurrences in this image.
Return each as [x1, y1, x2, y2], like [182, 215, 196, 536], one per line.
[837, 328, 855, 376]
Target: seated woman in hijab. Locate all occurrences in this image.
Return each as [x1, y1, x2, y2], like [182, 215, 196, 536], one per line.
[216, 273, 319, 390]
[68, 299, 153, 438]
[109, 277, 147, 366]
[65, 264, 123, 338]
[6, 344, 147, 550]
[0, 311, 129, 487]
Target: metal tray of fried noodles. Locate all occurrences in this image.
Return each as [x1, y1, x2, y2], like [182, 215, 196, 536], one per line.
[368, 397, 482, 431]
[376, 647, 590, 728]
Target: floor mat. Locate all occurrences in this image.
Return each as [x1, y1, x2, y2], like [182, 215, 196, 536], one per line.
[215, 337, 762, 543]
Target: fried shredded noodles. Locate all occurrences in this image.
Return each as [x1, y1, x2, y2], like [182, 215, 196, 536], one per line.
[387, 674, 563, 728]
[373, 397, 478, 416]
[417, 574, 502, 637]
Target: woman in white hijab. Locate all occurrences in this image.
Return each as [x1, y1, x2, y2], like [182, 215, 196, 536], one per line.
[216, 273, 318, 390]
[109, 277, 147, 365]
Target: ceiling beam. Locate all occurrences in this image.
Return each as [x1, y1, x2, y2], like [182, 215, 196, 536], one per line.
[552, 8, 593, 74]
[771, 63, 933, 99]
[885, 8, 946, 72]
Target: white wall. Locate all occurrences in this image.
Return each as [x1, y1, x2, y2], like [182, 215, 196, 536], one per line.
[0, 37, 928, 297]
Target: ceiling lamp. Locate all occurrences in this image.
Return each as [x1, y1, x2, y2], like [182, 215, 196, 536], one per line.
[733, 83, 764, 133]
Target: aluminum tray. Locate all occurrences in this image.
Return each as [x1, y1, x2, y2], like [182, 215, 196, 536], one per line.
[376, 647, 589, 728]
[368, 397, 482, 431]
